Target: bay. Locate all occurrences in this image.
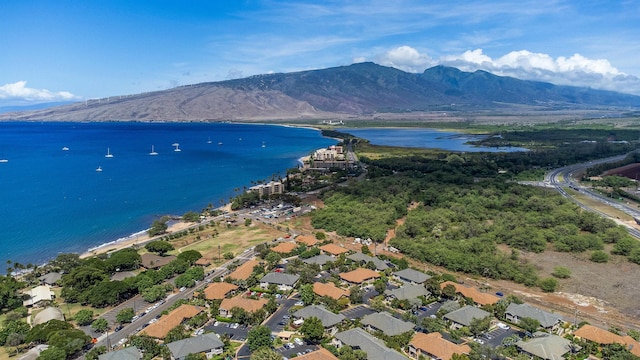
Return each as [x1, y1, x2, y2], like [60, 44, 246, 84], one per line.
[0, 122, 336, 267]
[341, 127, 528, 152]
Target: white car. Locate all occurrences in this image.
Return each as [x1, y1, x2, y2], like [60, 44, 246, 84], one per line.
[474, 338, 485, 344]
[497, 322, 510, 330]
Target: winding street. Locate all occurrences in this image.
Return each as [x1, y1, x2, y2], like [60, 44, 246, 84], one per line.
[545, 152, 640, 239]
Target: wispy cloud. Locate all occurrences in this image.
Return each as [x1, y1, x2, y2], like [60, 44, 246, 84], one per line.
[0, 81, 79, 102]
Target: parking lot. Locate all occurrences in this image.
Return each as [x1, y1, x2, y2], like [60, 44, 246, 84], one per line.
[276, 338, 318, 358]
[415, 301, 443, 320]
[263, 296, 299, 334]
[341, 305, 377, 321]
[481, 326, 521, 348]
[204, 322, 249, 342]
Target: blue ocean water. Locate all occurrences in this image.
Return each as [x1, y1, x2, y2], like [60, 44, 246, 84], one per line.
[0, 122, 336, 267]
[341, 128, 528, 152]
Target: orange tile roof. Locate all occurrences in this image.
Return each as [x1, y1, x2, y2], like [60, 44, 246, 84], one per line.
[574, 325, 640, 356]
[319, 244, 349, 255]
[141, 304, 202, 339]
[295, 235, 319, 247]
[203, 282, 239, 300]
[295, 348, 339, 360]
[313, 282, 350, 300]
[339, 268, 380, 284]
[271, 242, 298, 254]
[410, 332, 471, 360]
[440, 281, 500, 306]
[220, 295, 268, 313]
[227, 259, 261, 281]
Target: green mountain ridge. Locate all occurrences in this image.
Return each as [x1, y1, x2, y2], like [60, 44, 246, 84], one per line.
[2, 63, 639, 121]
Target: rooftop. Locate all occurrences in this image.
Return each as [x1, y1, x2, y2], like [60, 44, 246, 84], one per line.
[384, 284, 430, 302]
[339, 268, 380, 284]
[319, 243, 349, 256]
[203, 282, 239, 300]
[574, 325, 640, 357]
[227, 259, 261, 281]
[303, 254, 336, 266]
[295, 235, 319, 247]
[516, 333, 574, 360]
[440, 281, 500, 306]
[98, 346, 141, 360]
[410, 332, 471, 360]
[294, 348, 339, 360]
[347, 252, 389, 270]
[166, 333, 224, 359]
[141, 304, 203, 339]
[313, 282, 349, 300]
[271, 242, 298, 254]
[443, 305, 491, 327]
[506, 303, 562, 328]
[394, 268, 431, 283]
[334, 328, 406, 360]
[140, 253, 176, 269]
[220, 295, 268, 313]
[260, 272, 300, 286]
[361, 311, 415, 336]
[293, 305, 346, 328]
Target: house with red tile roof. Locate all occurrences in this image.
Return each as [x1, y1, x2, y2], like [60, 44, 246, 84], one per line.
[574, 324, 640, 357]
[407, 332, 471, 360]
[319, 243, 349, 256]
[313, 282, 350, 300]
[440, 281, 500, 306]
[141, 304, 203, 339]
[227, 259, 261, 281]
[271, 242, 298, 254]
[339, 268, 380, 285]
[219, 295, 268, 318]
[203, 282, 238, 300]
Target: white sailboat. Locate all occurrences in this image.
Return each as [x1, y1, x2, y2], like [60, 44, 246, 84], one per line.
[173, 143, 181, 152]
[96, 166, 103, 172]
[105, 147, 114, 158]
[149, 145, 158, 155]
[207, 137, 212, 144]
[261, 141, 266, 148]
[62, 146, 69, 151]
[0, 159, 8, 163]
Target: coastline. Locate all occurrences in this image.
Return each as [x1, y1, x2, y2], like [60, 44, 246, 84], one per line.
[79, 203, 233, 260]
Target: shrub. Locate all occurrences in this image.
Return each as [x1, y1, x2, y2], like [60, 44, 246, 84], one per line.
[538, 277, 558, 293]
[552, 266, 571, 279]
[590, 250, 609, 263]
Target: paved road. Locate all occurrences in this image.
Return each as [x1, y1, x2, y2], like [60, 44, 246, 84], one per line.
[545, 152, 640, 239]
[93, 247, 257, 350]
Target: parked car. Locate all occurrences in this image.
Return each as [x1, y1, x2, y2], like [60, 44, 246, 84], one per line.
[114, 324, 124, 332]
[497, 322, 510, 330]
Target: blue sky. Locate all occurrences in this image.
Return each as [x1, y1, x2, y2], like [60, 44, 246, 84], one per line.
[1, 0, 639, 106]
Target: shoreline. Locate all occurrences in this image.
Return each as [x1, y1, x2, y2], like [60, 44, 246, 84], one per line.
[79, 203, 233, 259]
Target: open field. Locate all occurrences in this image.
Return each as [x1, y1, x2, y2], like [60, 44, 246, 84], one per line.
[604, 162, 640, 179]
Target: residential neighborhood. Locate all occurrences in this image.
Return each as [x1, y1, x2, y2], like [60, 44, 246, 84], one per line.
[5, 194, 640, 360]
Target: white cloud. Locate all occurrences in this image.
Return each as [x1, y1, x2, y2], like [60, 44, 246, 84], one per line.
[352, 56, 367, 64]
[0, 81, 79, 102]
[376, 46, 436, 73]
[372, 46, 640, 95]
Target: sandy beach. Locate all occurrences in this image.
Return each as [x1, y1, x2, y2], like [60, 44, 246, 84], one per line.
[79, 203, 233, 259]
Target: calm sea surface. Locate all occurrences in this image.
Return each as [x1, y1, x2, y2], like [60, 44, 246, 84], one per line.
[0, 122, 336, 267]
[0, 123, 522, 268]
[341, 128, 527, 152]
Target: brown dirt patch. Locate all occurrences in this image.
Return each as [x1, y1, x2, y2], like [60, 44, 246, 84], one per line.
[604, 163, 640, 179]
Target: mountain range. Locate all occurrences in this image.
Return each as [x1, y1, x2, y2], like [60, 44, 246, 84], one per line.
[2, 63, 639, 122]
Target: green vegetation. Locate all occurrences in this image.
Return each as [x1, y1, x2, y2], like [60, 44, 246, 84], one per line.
[552, 266, 571, 279]
[311, 127, 640, 290]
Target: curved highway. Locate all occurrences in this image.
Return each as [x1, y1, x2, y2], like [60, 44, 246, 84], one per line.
[546, 152, 640, 239]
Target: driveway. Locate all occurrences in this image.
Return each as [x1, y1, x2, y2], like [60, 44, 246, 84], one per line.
[483, 327, 521, 347]
[264, 297, 299, 333]
[416, 301, 443, 320]
[204, 322, 249, 342]
[276, 341, 318, 358]
[341, 305, 377, 321]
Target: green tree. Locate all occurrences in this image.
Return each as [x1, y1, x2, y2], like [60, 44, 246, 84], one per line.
[85, 346, 107, 360]
[315, 232, 326, 240]
[38, 347, 67, 360]
[442, 284, 457, 299]
[299, 284, 315, 305]
[469, 316, 491, 336]
[184, 353, 206, 360]
[74, 309, 94, 326]
[300, 317, 324, 342]
[148, 218, 169, 236]
[164, 325, 190, 343]
[142, 284, 167, 302]
[518, 317, 541, 334]
[250, 347, 283, 360]
[116, 308, 135, 324]
[247, 325, 273, 351]
[223, 252, 234, 260]
[538, 277, 559, 293]
[145, 240, 174, 255]
[265, 252, 282, 267]
[245, 218, 252, 227]
[47, 329, 91, 357]
[25, 320, 73, 344]
[91, 318, 109, 333]
[177, 250, 202, 265]
[552, 266, 571, 279]
[182, 211, 201, 223]
[590, 250, 609, 263]
[349, 286, 363, 304]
